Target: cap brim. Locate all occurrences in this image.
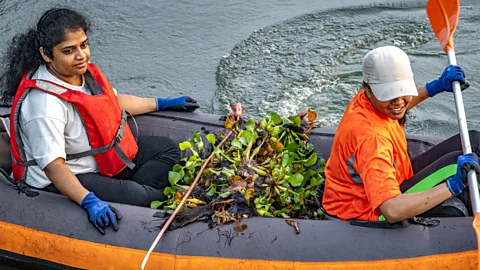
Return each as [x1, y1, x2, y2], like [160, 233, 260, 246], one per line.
[369, 79, 418, 102]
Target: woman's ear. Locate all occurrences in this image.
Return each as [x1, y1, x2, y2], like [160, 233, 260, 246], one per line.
[39, 47, 51, 63]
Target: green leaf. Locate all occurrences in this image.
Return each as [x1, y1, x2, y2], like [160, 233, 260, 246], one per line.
[285, 142, 299, 152]
[172, 164, 183, 172]
[282, 117, 293, 125]
[163, 186, 175, 196]
[270, 112, 282, 125]
[192, 130, 202, 139]
[219, 192, 231, 198]
[168, 171, 182, 186]
[243, 130, 254, 143]
[206, 184, 217, 196]
[164, 203, 178, 210]
[288, 152, 300, 160]
[320, 158, 327, 167]
[150, 200, 164, 209]
[309, 177, 320, 188]
[231, 139, 243, 149]
[289, 115, 301, 127]
[189, 131, 202, 147]
[222, 168, 235, 178]
[207, 133, 216, 145]
[260, 118, 268, 129]
[239, 137, 247, 146]
[176, 185, 190, 191]
[289, 173, 304, 187]
[245, 118, 256, 132]
[303, 153, 318, 167]
[257, 209, 267, 216]
[281, 153, 291, 167]
[197, 140, 204, 151]
[179, 141, 192, 151]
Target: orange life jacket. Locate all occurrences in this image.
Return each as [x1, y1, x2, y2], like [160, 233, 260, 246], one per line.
[9, 63, 138, 181]
[322, 90, 413, 221]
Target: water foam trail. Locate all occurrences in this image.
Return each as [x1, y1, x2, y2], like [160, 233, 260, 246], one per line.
[214, 2, 471, 135]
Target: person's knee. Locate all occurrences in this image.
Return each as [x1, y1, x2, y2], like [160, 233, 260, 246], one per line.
[120, 184, 164, 207]
[163, 137, 180, 162]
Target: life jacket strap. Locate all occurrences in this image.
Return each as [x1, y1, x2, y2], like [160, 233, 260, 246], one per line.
[15, 110, 136, 170]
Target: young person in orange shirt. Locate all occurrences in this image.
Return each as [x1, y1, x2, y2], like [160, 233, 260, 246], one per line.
[322, 46, 480, 223]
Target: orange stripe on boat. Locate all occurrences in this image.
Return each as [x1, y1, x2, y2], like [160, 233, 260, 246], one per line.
[0, 220, 477, 270]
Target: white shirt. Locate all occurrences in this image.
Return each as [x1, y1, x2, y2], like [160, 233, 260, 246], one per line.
[19, 65, 117, 188]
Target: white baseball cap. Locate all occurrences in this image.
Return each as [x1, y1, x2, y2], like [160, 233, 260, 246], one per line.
[362, 46, 418, 102]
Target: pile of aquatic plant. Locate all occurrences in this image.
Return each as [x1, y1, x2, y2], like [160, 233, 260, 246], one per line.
[151, 107, 326, 229]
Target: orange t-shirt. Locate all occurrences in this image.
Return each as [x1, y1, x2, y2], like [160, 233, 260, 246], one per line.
[322, 90, 413, 221]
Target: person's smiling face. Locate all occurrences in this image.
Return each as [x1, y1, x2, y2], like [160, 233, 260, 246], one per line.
[40, 29, 90, 86]
[366, 88, 413, 120]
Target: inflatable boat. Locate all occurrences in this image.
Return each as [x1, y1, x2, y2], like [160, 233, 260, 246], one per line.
[0, 109, 477, 270]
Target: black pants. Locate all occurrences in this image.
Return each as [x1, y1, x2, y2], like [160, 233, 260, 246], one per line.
[44, 136, 179, 206]
[400, 130, 480, 216]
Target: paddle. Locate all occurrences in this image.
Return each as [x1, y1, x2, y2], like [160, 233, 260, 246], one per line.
[426, 0, 480, 265]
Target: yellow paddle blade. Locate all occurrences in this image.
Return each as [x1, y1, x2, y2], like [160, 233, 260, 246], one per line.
[426, 0, 459, 52]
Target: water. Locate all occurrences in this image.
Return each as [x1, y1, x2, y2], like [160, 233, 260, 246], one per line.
[0, 0, 479, 138]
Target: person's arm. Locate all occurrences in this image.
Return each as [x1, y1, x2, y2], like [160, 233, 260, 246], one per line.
[43, 158, 89, 204]
[22, 97, 121, 234]
[116, 94, 156, 116]
[407, 86, 429, 110]
[408, 65, 469, 110]
[379, 183, 451, 223]
[356, 134, 450, 223]
[379, 153, 480, 223]
[43, 158, 121, 234]
[117, 94, 200, 115]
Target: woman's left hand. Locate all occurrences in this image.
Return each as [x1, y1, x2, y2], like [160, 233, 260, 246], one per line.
[155, 96, 200, 112]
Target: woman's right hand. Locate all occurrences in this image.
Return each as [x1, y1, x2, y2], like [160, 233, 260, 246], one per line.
[80, 192, 122, 235]
[446, 153, 480, 196]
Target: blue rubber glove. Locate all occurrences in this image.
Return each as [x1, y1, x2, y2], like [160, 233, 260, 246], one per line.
[446, 153, 480, 196]
[155, 96, 200, 112]
[80, 192, 122, 235]
[425, 65, 469, 97]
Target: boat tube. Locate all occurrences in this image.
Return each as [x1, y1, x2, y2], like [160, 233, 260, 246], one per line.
[0, 110, 476, 269]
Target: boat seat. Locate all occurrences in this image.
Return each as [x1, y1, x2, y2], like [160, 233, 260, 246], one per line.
[0, 116, 11, 175]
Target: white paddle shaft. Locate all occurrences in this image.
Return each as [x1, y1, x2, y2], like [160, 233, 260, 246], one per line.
[447, 50, 480, 213]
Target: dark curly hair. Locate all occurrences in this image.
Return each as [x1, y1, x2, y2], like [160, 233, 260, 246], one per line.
[0, 8, 90, 105]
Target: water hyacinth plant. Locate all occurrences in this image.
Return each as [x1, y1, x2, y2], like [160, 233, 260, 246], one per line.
[151, 107, 326, 228]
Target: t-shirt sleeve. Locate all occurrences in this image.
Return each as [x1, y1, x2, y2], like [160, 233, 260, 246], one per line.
[355, 134, 401, 213]
[23, 117, 67, 170]
[20, 90, 68, 170]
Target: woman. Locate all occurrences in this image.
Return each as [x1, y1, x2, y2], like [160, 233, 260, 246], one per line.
[322, 45, 480, 223]
[0, 8, 199, 234]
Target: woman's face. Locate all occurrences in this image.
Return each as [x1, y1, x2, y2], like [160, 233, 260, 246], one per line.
[40, 29, 90, 86]
[366, 88, 413, 120]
